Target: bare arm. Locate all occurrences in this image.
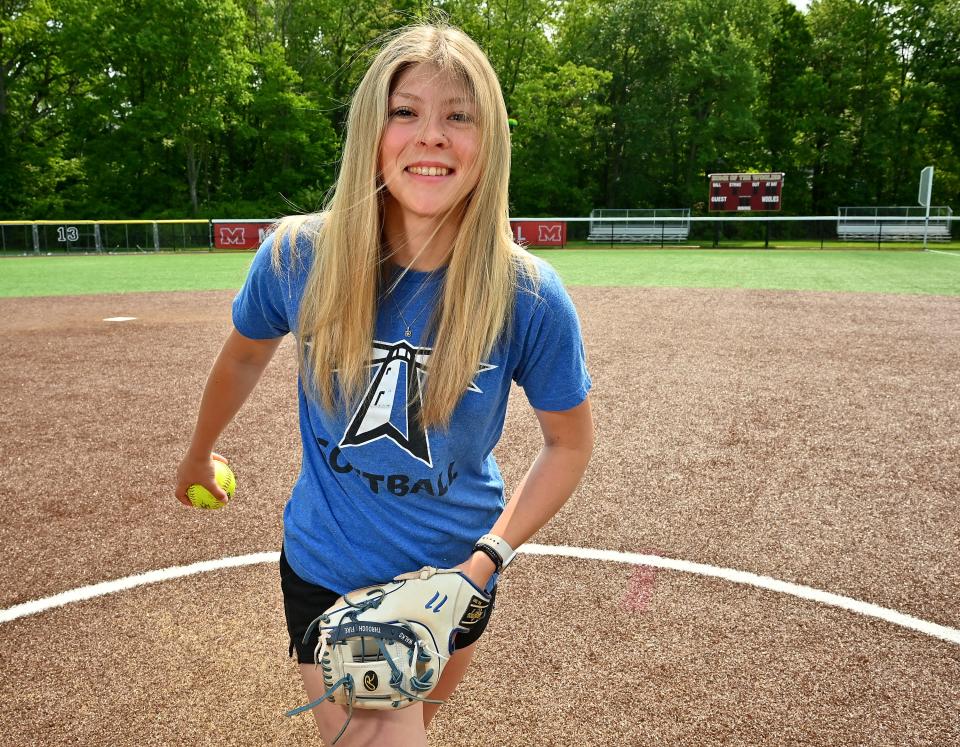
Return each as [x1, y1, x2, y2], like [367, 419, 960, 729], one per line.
[460, 396, 594, 584]
[174, 328, 284, 506]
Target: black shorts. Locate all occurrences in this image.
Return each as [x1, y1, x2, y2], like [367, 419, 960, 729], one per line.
[279, 547, 496, 664]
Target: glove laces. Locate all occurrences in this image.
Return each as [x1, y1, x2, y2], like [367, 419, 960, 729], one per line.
[284, 673, 355, 744]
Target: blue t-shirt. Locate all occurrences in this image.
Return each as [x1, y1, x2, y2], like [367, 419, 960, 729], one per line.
[232, 232, 591, 594]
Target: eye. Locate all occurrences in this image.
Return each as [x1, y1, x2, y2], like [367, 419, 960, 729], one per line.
[449, 111, 474, 123]
[389, 106, 415, 118]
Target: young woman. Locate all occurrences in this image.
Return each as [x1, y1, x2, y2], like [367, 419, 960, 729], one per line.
[175, 24, 593, 746]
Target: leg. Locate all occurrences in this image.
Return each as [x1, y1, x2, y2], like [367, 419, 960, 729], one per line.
[299, 664, 428, 747]
[422, 641, 479, 729]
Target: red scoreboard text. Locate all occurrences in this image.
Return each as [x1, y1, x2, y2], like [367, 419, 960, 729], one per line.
[708, 173, 784, 212]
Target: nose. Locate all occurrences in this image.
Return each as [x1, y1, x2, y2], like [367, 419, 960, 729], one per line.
[416, 111, 449, 148]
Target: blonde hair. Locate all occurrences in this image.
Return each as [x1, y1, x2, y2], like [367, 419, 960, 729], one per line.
[271, 24, 537, 428]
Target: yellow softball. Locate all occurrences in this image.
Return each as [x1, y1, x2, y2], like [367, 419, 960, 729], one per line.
[186, 461, 236, 510]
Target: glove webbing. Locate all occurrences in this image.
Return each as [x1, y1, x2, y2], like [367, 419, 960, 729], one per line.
[375, 638, 442, 702]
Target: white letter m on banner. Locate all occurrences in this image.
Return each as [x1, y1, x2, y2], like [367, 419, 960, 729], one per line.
[219, 227, 246, 246]
[538, 224, 561, 243]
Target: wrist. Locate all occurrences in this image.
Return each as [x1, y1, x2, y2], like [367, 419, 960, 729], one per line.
[473, 533, 516, 572]
[460, 551, 496, 587]
[186, 441, 214, 461]
[471, 542, 504, 573]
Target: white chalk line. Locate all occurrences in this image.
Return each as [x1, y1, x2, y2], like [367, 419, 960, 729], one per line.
[1, 544, 956, 646]
[523, 545, 959, 645]
[0, 553, 279, 625]
[925, 249, 960, 257]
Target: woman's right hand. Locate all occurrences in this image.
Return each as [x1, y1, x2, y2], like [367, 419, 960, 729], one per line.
[173, 328, 282, 508]
[175, 451, 230, 507]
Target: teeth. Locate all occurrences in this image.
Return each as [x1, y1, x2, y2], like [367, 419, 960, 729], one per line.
[408, 166, 449, 176]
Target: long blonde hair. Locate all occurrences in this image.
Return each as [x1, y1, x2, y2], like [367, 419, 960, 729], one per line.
[271, 24, 537, 428]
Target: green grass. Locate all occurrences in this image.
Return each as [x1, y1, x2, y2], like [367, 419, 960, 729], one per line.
[1, 248, 959, 298]
[532, 249, 960, 296]
[561, 238, 960, 251]
[0, 252, 254, 298]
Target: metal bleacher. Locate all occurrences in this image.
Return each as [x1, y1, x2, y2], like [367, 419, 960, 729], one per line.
[837, 206, 953, 242]
[587, 208, 691, 244]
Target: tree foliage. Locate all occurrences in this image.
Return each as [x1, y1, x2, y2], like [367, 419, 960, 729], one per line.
[509, 62, 610, 215]
[1, 0, 958, 218]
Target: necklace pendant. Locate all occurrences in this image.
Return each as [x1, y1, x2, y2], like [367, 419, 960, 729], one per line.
[404, 327, 412, 338]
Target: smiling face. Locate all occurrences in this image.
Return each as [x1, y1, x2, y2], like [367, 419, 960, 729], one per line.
[378, 63, 482, 223]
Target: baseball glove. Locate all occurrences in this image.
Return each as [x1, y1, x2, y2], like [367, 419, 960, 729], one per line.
[285, 566, 492, 742]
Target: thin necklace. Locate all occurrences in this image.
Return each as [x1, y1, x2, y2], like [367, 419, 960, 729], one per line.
[384, 273, 440, 338]
[389, 293, 435, 338]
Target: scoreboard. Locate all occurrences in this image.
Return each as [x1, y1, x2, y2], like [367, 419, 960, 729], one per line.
[708, 172, 784, 212]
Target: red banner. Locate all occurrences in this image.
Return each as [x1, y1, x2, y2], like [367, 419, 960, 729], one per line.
[214, 220, 567, 249]
[510, 220, 567, 247]
[213, 221, 273, 249]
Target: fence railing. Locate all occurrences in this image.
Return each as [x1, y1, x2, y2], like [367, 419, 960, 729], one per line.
[0, 219, 213, 254]
[515, 214, 957, 249]
[1, 213, 956, 255]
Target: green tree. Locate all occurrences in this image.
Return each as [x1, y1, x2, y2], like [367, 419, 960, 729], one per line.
[0, 0, 93, 216]
[213, 0, 340, 216]
[559, 0, 774, 211]
[5, 0, 959, 219]
[805, 0, 899, 211]
[94, 0, 252, 214]
[884, 0, 960, 208]
[557, 0, 676, 208]
[509, 62, 610, 214]
[756, 0, 819, 213]
[670, 0, 775, 206]
[923, 0, 960, 209]
[266, 0, 422, 134]
[440, 0, 558, 108]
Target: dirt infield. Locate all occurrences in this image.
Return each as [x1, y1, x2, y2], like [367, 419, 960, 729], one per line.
[0, 286, 957, 746]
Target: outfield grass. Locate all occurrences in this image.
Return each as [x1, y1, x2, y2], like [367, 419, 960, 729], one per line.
[0, 252, 255, 298]
[533, 249, 960, 296]
[561, 239, 960, 251]
[1, 248, 959, 298]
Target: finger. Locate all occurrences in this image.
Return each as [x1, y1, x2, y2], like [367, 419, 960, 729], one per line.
[208, 456, 231, 502]
[178, 483, 228, 506]
[175, 481, 196, 506]
[195, 476, 229, 504]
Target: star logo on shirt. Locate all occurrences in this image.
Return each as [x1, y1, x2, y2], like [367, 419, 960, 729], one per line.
[339, 339, 496, 467]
